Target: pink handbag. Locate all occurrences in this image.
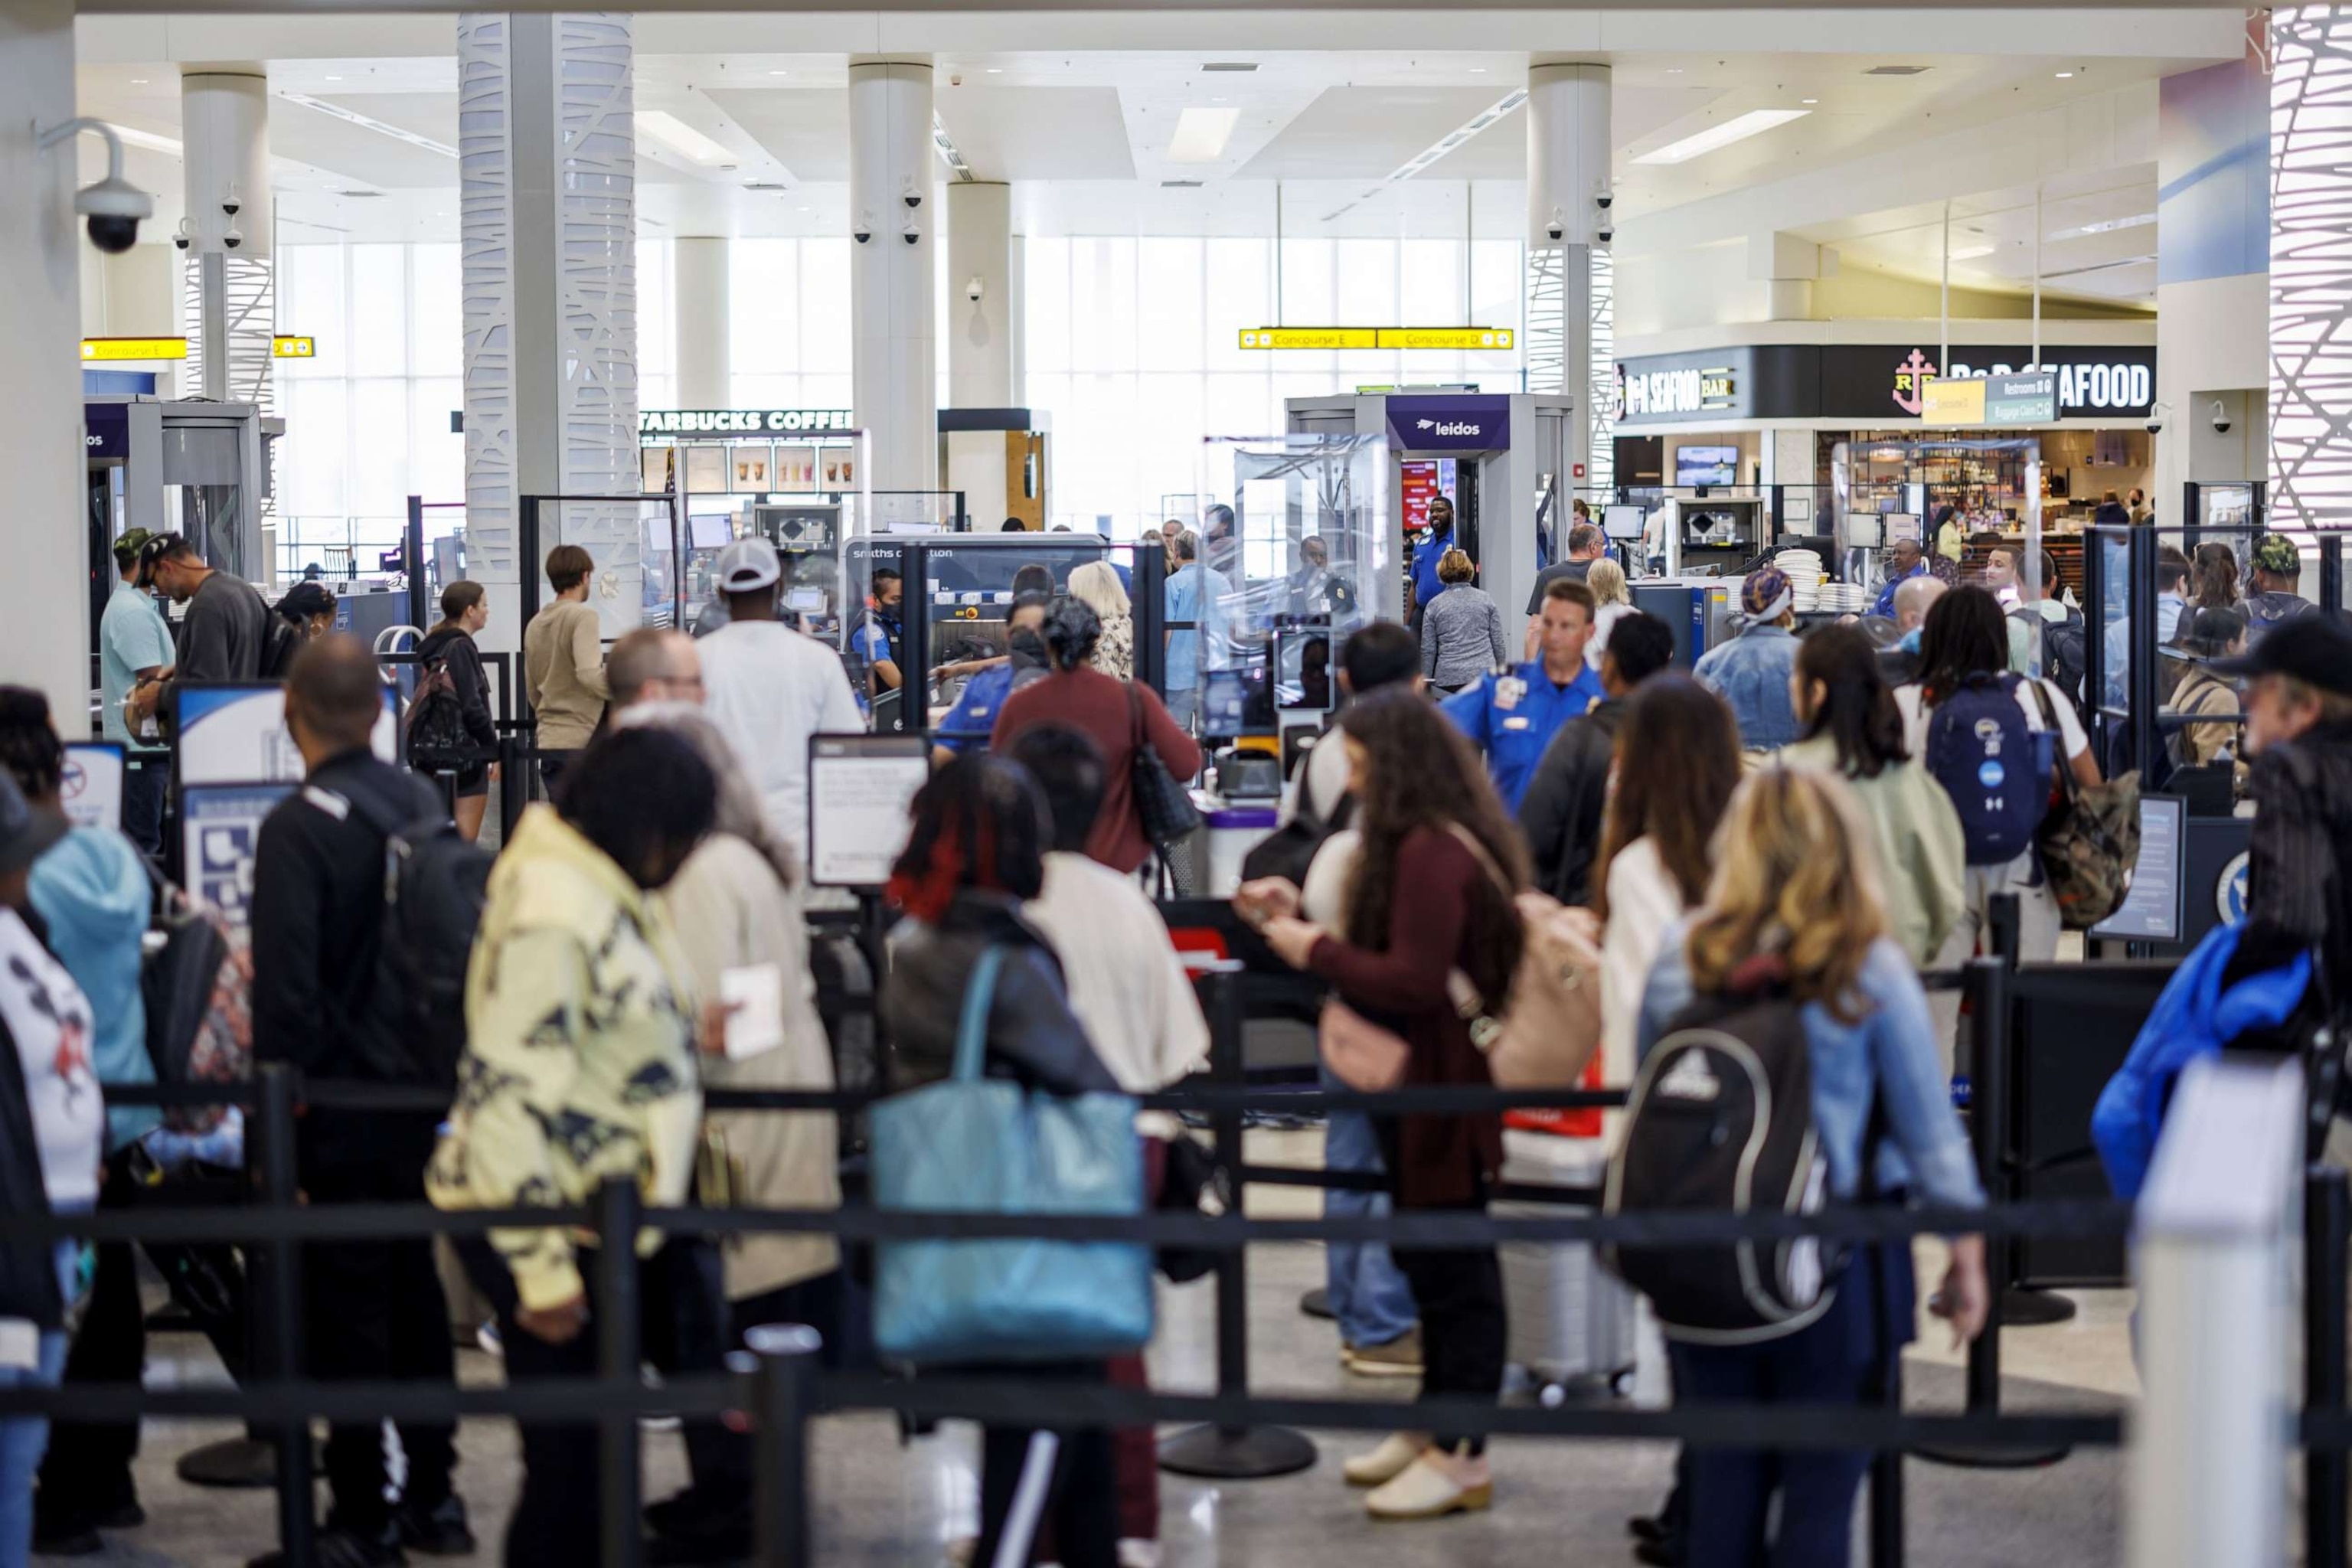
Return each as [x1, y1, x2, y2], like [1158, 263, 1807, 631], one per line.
[1317, 995, 1415, 1093]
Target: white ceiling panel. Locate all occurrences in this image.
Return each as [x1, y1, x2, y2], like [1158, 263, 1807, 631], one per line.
[704, 87, 850, 182]
[936, 87, 1135, 181]
[1238, 87, 1521, 180]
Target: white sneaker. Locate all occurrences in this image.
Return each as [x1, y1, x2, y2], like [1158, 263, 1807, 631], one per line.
[1341, 1431, 1426, 1488]
[1117, 1540, 1162, 1568]
[1364, 1450, 1493, 1521]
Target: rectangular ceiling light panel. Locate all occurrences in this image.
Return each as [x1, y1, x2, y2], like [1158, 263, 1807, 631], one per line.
[1168, 106, 1242, 164]
[635, 109, 732, 165]
[1632, 108, 1809, 166]
[280, 91, 457, 158]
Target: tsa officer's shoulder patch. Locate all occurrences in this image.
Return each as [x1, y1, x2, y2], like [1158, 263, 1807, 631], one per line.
[1494, 675, 1527, 711]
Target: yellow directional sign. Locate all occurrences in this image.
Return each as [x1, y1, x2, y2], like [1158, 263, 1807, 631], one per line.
[272, 336, 317, 358]
[1239, 326, 1514, 351]
[81, 337, 188, 361]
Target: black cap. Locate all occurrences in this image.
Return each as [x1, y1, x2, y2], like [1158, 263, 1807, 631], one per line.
[2210, 615, 2352, 697]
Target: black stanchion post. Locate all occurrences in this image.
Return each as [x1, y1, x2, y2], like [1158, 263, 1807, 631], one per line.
[1158, 967, 1318, 1479]
[1869, 1357, 1904, 1568]
[595, 1178, 645, 1568]
[1915, 955, 2068, 1470]
[1984, 893, 2075, 1330]
[255, 1063, 315, 1563]
[746, 1324, 823, 1568]
[2309, 1166, 2350, 1568]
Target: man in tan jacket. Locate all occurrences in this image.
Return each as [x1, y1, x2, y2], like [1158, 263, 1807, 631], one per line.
[522, 544, 610, 792]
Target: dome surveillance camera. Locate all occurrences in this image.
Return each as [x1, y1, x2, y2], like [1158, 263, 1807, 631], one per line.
[902, 177, 922, 210]
[1597, 225, 1614, 245]
[2146, 418, 2164, 436]
[35, 119, 153, 255]
[1546, 206, 1564, 242]
[2210, 398, 2233, 436]
[222, 190, 241, 218]
[222, 225, 243, 250]
[901, 215, 920, 244]
[1595, 185, 1614, 211]
[174, 217, 192, 252]
[854, 209, 874, 243]
[966, 275, 985, 303]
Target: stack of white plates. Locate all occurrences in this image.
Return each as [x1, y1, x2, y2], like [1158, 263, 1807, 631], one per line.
[1775, 548, 1825, 612]
[1815, 583, 1870, 615]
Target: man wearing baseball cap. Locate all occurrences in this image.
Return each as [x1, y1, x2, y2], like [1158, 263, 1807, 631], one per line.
[2213, 616, 2352, 991]
[1694, 565, 1805, 750]
[694, 537, 863, 857]
[96, 528, 173, 855]
[2244, 534, 2316, 640]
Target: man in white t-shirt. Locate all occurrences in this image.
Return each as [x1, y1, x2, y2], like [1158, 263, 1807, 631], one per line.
[694, 538, 864, 858]
[1279, 621, 1424, 830]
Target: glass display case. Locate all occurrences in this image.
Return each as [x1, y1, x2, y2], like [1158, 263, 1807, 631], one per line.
[1190, 433, 1390, 749]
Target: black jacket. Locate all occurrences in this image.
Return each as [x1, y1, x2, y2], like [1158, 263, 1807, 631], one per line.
[0, 1014, 63, 1332]
[416, 625, 498, 751]
[880, 891, 1117, 1097]
[2236, 719, 2352, 997]
[1518, 696, 1629, 906]
[250, 749, 447, 1169]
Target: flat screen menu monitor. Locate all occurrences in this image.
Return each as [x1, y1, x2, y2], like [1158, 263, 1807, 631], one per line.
[1674, 445, 1740, 488]
[688, 511, 733, 550]
[1602, 505, 1645, 541]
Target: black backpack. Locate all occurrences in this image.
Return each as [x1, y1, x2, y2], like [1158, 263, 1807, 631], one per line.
[346, 792, 493, 1089]
[2041, 609, 2089, 710]
[260, 617, 306, 681]
[1603, 991, 1842, 1344]
[406, 658, 470, 763]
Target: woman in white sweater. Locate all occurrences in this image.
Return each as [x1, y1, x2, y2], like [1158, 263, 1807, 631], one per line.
[1591, 675, 1746, 1115]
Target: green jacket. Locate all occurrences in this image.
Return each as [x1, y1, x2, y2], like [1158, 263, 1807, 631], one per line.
[429, 805, 702, 1312]
[1778, 733, 1968, 968]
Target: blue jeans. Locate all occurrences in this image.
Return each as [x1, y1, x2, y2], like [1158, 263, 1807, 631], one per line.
[1320, 1067, 1418, 1349]
[0, 1331, 67, 1568]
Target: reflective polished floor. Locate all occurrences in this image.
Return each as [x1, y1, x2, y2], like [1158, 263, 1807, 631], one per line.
[37, 1129, 2132, 1566]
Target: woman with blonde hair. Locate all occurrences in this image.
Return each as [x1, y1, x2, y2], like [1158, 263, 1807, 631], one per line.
[1068, 559, 1134, 681]
[1634, 766, 1987, 1568]
[1583, 557, 1633, 671]
[1417, 548, 1505, 694]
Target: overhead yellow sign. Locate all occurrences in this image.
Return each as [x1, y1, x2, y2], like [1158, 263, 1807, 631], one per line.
[1240, 327, 1514, 351]
[272, 336, 316, 358]
[1920, 376, 1986, 426]
[81, 337, 188, 362]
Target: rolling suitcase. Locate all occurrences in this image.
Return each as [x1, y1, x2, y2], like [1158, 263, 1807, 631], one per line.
[1495, 1129, 1638, 1398]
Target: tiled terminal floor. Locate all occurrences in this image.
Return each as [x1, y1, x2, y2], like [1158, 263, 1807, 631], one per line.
[38, 1129, 2132, 1568]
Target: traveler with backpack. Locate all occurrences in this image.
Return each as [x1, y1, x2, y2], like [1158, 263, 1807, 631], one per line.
[2243, 534, 2317, 641]
[2017, 549, 2089, 710]
[1781, 626, 1967, 968]
[1898, 589, 2102, 1066]
[249, 637, 475, 1565]
[430, 728, 720, 1568]
[413, 582, 498, 841]
[1619, 767, 1987, 1568]
[1253, 688, 1524, 1522]
[273, 580, 339, 648]
[1519, 611, 1677, 906]
[2167, 609, 2249, 775]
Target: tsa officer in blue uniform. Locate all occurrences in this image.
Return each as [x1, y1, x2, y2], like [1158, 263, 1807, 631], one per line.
[1442, 576, 1605, 815]
[1408, 495, 1457, 633]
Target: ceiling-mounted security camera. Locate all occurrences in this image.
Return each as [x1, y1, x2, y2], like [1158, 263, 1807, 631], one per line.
[2146, 400, 2170, 437]
[902, 176, 922, 209]
[174, 217, 192, 252]
[854, 209, 874, 243]
[966, 275, 985, 303]
[2210, 398, 2233, 436]
[1597, 224, 1614, 245]
[34, 119, 153, 255]
[1595, 185, 1614, 211]
[222, 186, 241, 219]
[902, 215, 920, 244]
[1546, 206, 1564, 242]
[223, 226, 243, 250]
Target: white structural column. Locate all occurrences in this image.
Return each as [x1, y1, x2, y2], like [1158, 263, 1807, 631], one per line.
[459, 12, 639, 652]
[946, 181, 1014, 406]
[674, 235, 730, 409]
[180, 70, 273, 407]
[849, 58, 938, 494]
[1526, 62, 1612, 497]
[2272, 5, 2352, 528]
[0, 0, 86, 723]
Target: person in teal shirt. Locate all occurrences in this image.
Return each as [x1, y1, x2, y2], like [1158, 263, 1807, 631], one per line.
[96, 530, 175, 857]
[1442, 577, 1605, 815]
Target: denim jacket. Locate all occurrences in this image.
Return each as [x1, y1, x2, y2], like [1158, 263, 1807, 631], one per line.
[1692, 625, 1802, 750]
[1638, 931, 1984, 1210]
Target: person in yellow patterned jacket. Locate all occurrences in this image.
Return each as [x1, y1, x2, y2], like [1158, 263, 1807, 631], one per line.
[429, 727, 720, 1568]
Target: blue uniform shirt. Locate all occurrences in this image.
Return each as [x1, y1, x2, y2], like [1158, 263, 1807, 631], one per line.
[1442, 658, 1606, 815]
[1411, 529, 1455, 610]
[935, 664, 1014, 754]
[1871, 561, 1929, 620]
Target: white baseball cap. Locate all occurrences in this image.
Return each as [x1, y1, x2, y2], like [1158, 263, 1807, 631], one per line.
[715, 537, 782, 592]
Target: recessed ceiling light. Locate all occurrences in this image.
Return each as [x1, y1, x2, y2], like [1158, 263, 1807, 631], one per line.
[1800, 97, 1818, 105]
[2055, 70, 2074, 79]
[283, 91, 457, 156]
[985, 67, 1002, 74]
[636, 109, 732, 165]
[129, 77, 147, 84]
[1168, 105, 1242, 162]
[769, 70, 787, 76]
[325, 75, 342, 81]
[1666, 68, 1683, 74]
[1632, 107, 1810, 165]
[1469, 67, 1488, 74]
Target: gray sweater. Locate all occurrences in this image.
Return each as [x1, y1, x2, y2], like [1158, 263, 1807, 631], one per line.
[1419, 586, 1507, 689]
[178, 570, 273, 683]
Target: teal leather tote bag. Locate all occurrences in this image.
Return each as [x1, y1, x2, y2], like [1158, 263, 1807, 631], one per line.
[871, 946, 1155, 1364]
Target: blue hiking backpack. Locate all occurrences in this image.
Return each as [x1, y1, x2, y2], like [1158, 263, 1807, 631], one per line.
[1923, 675, 2053, 865]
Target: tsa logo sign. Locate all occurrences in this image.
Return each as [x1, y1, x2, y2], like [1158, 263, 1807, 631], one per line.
[2216, 851, 2251, 926]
